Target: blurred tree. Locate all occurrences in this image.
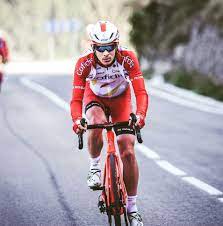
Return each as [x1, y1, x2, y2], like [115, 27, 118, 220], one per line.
[0, 0, 143, 60]
[129, 0, 223, 60]
[129, 0, 223, 84]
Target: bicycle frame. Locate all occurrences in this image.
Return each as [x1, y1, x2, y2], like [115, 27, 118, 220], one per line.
[103, 129, 127, 216]
[77, 114, 142, 225]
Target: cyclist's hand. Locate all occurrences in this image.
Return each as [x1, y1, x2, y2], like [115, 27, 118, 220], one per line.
[129, 113, 145, 129]
[135, 114, 145, 128]
[73, 118, 87, 134]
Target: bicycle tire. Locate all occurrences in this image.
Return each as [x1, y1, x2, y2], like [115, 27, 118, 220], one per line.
[110, 154, 122, 226]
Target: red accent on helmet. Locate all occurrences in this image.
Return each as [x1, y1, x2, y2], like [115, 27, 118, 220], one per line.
[88, 21, 119, 45]
[100, 23, 106, 32]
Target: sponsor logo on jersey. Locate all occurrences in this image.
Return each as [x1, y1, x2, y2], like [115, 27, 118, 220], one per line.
[88, 73, 125, 80]
[96, 71, 104, 75]
[123, 56, 134, 68]
[130, 75, 143, 81]
[112, 69, 119, 73]
[77, 58, 93, 75]
[74, 85, 85, 89]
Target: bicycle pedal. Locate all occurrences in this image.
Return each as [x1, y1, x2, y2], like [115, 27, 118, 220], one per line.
[98, 200, 106, 213]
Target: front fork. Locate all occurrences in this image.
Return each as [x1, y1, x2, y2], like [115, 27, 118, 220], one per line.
[97, 129, 129, 225]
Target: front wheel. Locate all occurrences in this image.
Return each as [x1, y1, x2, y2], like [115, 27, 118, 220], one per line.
[110, 154, 122, 226]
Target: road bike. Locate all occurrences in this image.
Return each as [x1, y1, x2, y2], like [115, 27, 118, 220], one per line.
[78, 113, 143, 226]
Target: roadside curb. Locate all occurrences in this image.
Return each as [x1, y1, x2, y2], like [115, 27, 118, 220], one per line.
[147, 78, 223, 115]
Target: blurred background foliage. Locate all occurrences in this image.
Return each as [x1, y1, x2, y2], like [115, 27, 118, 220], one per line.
[129, 0, 223, 101]
[0, 0, 223, 100]
[129, 0, 223, 59]
[0, 0, 149, 60]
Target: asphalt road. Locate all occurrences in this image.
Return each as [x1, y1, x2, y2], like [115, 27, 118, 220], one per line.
[0, 74, 223, 226]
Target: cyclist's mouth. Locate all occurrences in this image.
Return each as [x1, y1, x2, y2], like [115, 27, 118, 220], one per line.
[102, 58, 112, 63]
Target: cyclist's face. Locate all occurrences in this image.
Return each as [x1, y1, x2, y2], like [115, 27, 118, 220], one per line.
[94, 43, 117, 66]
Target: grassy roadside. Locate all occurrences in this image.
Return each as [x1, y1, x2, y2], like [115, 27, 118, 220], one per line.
[163, 68, 223, 102]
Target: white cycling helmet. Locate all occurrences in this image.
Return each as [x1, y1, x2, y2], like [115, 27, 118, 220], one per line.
[88, 21, 119, 45]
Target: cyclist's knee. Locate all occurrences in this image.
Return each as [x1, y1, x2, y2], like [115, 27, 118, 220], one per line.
[86, 106, 107, 124]
[89, 129, 103, 141]
[120, 149, 136, 162]
[90, 117, 106, 125]
[117, 135, 135, 160]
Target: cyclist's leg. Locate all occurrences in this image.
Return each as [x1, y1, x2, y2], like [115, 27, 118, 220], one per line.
[109, 88, 138, 194]
[117, 134, 138, 196]
[84, 88, 107, 187]
[110, 88, 141, 216]
[84, 87, 107, 158]
[85, 103, 107, 157]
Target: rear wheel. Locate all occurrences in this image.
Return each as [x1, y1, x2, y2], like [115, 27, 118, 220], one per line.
[110, 154, 122, 226]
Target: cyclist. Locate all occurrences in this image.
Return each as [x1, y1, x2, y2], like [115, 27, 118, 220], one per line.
[0, 31, 9, 92]
[70, 21, 148, 226]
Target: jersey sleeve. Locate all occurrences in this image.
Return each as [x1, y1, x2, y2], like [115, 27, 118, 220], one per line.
[70, 56, 91, 121]
[0, 39, 9, 63]
[123, 50, 149, 118]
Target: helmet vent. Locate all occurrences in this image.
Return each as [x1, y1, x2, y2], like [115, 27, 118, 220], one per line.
[109, 33, 114, 39]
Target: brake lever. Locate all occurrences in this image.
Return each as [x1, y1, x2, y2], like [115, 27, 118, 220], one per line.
[78, 134, 83, 149]
[78, 118, 87, 150]
[130, 113, 143, 143]
[135, 126, 143, 143]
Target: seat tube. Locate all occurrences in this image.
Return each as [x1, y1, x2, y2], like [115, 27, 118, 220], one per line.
[106, 130, 116, 154]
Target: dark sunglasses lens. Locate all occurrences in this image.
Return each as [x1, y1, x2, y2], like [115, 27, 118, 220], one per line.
[95, 44, 116, 52]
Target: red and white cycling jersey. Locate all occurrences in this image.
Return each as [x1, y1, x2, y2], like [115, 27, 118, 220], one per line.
[70, 46, 149, 121]
[0, 37, 9, 64]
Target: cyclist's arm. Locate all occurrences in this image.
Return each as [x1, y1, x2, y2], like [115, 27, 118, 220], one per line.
[125, 51, 149, 118]
[0, 39, 9, 64]
[70, 58, 88, 121]
[4, 40, 9, 63]
[131, 74, 149, 118]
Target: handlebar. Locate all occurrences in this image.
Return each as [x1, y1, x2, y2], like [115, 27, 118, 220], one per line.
[77, 113, 143, 150]
[87, 121, 128, 129]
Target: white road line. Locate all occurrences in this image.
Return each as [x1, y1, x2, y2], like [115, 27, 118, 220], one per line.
[182, 177, 223, 196]
[20, 77, 223, 202]
[156, 160, 187, 176]
[21, 77, 69, 112]
[135, 144, 160, 160]
[150, 79, 223, 108]
[149, 86, 223, 115]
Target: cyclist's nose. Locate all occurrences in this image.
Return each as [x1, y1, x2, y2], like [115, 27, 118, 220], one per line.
[103, 50, 110, 56]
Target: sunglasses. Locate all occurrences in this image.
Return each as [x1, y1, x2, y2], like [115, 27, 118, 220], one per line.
[94, 44, 117, 53]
